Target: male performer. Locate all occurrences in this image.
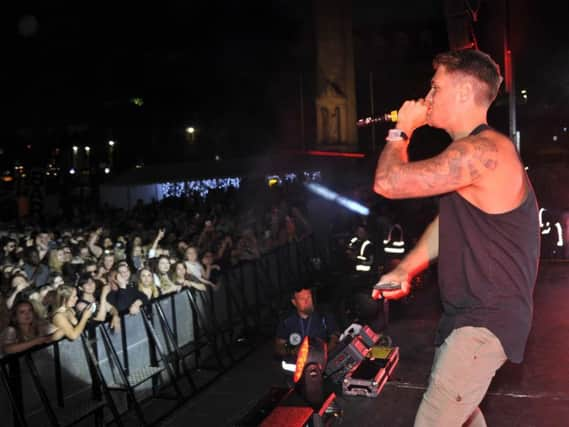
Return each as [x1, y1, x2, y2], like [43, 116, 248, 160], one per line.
[372, 49, 540, 426]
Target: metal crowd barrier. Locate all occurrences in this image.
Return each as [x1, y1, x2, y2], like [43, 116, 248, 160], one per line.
[0, 234, 320, 426]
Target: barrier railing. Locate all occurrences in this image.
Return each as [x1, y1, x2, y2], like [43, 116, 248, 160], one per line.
[0, 334, 123, 427]
[1, 234, 320, 426]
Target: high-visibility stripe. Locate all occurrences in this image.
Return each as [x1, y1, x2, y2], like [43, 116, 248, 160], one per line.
[538, 208, 546, 227]
[356, 265, 371, 271]
[384, 247, 405, 254]
[392, 241, 404, 247]
[281, 360, 296, 372]
[554, 222, 564, 247]
[359, 240, 371, 255]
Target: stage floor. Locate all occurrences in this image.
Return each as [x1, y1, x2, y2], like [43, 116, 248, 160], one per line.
[157, 260, 569, 427]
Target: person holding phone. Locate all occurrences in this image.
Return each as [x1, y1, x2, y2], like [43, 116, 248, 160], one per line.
[50, 285, 93, 341]
[76, 273, 115, 323]
[371, 49, 540, 426]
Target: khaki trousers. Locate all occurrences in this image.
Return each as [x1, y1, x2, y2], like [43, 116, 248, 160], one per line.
[414, 326, 507, 427]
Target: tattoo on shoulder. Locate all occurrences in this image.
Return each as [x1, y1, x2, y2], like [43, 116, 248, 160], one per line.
[375, 135, 499, 197]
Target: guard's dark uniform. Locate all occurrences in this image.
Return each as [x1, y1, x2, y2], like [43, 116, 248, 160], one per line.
[276, 311, 339, 350]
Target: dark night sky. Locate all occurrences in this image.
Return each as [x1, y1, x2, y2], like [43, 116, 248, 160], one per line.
[11, 1, 569, 171]
[13, 3, 300, 121]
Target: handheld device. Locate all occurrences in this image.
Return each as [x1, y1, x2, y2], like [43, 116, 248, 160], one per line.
[373, 282, 402, 291]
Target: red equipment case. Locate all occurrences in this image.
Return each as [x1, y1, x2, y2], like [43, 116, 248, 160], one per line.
[342, 346, 399, 398]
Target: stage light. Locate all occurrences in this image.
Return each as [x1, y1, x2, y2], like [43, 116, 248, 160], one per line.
[305, 182, 369, 216]
[294, 337, 310, 383]
[292, 337, 328, 410]
[293, 336, 327, 383]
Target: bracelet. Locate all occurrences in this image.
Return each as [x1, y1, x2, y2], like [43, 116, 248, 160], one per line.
[386, 128, 409, 141]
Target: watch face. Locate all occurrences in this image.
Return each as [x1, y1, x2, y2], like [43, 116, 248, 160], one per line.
[289, 332, 302, 346]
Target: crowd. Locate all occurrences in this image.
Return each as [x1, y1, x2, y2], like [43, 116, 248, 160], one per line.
[0, 183, 314, 357]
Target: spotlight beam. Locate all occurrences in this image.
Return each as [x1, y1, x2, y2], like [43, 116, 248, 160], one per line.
[306, 183, 369, 216]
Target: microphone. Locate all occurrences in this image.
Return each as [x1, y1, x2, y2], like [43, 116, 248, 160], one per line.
[356, 110, 398, 127]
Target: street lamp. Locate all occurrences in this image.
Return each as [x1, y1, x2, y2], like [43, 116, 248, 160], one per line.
[186, 127, 196, 143]
[84, 146, 91, 172]
[72, 146, 78, 169]
[108, 140, 115, 168]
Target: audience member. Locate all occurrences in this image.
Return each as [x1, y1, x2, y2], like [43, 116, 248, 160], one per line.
[153, 256, 181, 295]
[1, 301, 56, 354]
[137, 267, 160, 300]
[106, 270, 148, 315]
[50, 285, 93, 341]
[21, 246, 49, 288]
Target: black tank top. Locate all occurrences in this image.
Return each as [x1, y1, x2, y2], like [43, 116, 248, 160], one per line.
[436, 125, 540, 363]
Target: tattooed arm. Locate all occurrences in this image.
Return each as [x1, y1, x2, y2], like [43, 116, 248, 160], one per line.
[373, 134, 498, 199]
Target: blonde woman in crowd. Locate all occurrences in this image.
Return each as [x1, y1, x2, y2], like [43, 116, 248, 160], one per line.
[50, 285, 93, 341]
[137, 267, 160, 300]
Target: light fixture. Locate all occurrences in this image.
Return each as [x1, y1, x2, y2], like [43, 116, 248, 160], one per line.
[293, 336, 328, 409]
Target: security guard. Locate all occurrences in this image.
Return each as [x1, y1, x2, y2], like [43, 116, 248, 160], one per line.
[380, 223, 406, 273]
[346, 225, 375, 276]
